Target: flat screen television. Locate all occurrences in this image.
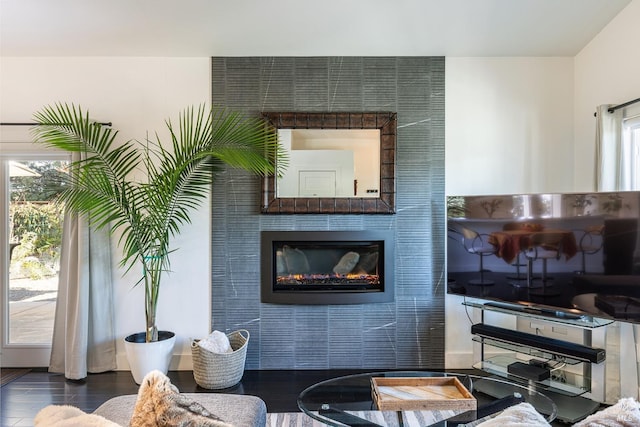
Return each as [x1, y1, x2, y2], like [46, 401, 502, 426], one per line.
[447, 191, 640, 323]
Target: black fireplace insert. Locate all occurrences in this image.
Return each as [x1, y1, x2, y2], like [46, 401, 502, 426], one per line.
[261, 230, 394, 304]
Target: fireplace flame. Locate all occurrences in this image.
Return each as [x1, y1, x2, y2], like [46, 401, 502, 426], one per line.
[277, 273, 380, 286]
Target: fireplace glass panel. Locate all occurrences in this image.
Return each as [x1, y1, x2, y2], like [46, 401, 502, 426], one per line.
[261, 230, 394, 304]
[275, 241, 382, 291]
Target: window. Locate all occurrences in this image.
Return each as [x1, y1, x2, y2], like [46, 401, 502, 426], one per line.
[1, 155, 69, 366]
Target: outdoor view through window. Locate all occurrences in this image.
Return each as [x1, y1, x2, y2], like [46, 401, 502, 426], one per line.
[7, 160, 67, 345]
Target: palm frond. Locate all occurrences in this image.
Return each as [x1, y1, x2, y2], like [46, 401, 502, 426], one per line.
[31, 103, 281, 342]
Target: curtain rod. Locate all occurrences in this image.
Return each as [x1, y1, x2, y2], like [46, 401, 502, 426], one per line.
[1, 122, 112, 126]
[608, 97, 640, 113]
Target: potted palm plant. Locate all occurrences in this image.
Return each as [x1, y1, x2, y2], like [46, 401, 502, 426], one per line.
[31, 103, 283, 383]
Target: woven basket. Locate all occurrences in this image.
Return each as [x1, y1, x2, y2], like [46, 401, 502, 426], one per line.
[191, 329, 249, 389]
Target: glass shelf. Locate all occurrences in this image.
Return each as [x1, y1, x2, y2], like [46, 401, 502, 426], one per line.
[463, 300, 614, 329]
[472, 336, 583, 365]
[474, 355, 591, 397]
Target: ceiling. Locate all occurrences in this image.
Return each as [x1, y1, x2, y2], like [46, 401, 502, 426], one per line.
[0, 0, 632, 57]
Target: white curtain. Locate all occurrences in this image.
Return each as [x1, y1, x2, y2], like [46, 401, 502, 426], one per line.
[595, 104, 630, 191]
[49, 172, 116, 379]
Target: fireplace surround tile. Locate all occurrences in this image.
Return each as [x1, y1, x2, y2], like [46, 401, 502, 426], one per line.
[211, 56, 444, 370]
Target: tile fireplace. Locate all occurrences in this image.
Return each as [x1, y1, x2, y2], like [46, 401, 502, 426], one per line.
[213, 56, 444, 369]
[260, 230, 394, 304]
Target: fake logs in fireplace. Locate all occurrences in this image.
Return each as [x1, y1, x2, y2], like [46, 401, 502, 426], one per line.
[276, 244, 379, 289]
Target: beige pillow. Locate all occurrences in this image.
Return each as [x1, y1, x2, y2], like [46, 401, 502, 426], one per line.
[34, 404, 121, 427]
[573, 397, 640, 427]
[475, 402, 550, 427]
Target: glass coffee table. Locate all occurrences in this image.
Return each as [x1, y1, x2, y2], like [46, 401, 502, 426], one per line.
[297, 371, 557, 426]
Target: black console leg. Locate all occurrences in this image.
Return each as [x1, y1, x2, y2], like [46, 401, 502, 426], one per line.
[318, 405, 383, 426]
[438, 393, 525, 426]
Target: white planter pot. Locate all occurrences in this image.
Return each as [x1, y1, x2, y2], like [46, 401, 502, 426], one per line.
[124, 330, 176, 384]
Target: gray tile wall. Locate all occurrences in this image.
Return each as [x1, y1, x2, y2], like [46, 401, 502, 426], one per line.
[210, 57, 445, 369]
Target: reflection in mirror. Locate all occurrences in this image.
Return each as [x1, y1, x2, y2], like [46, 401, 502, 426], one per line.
[261, 112, 396, 214]
[277, 129, 380, 198]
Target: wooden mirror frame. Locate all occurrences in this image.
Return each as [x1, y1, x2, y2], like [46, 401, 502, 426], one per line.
[261, 112, 396, 214]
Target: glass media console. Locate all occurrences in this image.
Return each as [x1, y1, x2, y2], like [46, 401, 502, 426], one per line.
[465, 300, 609, 424]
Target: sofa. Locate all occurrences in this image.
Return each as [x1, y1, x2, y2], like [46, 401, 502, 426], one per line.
[34, 370, 267, 427]
[93, 393, 267, 427]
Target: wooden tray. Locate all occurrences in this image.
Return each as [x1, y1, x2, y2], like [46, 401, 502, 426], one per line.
[371, 377, 477, 411]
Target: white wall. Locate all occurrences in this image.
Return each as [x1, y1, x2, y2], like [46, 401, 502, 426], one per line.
[573, 0, 640, 402]
[0, 57, 212, 370]
[444, 56, 575, 368]
[574, 0, 640, 191]
[445, 57, 575, 197]
[444, 0, 640, 393]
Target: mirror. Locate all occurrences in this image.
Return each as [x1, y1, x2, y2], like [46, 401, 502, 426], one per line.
[277, 128, 380, 198]
[261, 112, 396, 214]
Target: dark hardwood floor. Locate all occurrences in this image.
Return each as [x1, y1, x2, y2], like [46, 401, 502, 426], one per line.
[1, 368, 382, 426]
[1, 368, 575, 426]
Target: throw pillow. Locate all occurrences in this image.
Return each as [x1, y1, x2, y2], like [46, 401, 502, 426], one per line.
[34, 404, 121, 427]
[573, 397, 640, 427]
[475, 402, 550, 427]
[130, 370, 233, 427]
